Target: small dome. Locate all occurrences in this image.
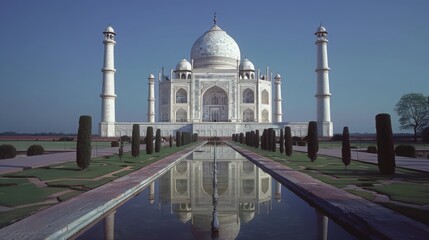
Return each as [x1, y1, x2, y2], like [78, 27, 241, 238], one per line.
[148, 73, 155, 79]
[274, 73, 281, 79]
[104, 25, 116, 34]
[315, 25, 327, 35]
[176, 59, 192, 71]
[239, 59, 255, 71]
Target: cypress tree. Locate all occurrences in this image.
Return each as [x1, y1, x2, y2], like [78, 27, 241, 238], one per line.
[176, 131, 181, 147]
[155, 129, 161, 152]
[118, 141, 124, 161]
[262, 129, 268, 150]
[376, 114, 396, 174]
[279, 129, 284, 154]
[239, 133, 244, 144]
[181, 131, 186, 145]
[132, 124, 140, 157]
[193, 133, 198, 142]
[272, 129, 276, 152]
[76, 115, 92, 170]
[255, 130, 260, 149]
[307, 121, 319, 161]
[285, 126, 292, 156]
[250, 131, 255, 147]
[169, 134, 173, 148]
[342, 126, 351, 169]
[267, 128, 273, 151]
[146, 126, 154, 154]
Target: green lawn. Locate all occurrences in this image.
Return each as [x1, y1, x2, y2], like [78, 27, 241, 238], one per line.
[0, 142, 199, 228]
[234, 142, 429, 225]
[0, 140, 112, 151]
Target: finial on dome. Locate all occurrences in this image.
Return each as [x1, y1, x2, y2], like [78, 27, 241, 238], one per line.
[213, 12, 217, 25]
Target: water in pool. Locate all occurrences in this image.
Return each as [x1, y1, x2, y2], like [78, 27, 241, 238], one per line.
[75, 145, 356, 239]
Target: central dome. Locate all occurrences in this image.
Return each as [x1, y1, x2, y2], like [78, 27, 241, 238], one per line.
[190, 24, 241, 69]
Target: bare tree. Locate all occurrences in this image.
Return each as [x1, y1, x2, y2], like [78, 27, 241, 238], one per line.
[394, 93, 429, 142]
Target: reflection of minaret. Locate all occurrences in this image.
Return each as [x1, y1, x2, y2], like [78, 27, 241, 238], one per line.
[211, 142, 219, 239]
[148, 182, 155, 204]
[274, 180, 282, 202]
[316, 210, 328, 240]
[104, 210, 116, 240]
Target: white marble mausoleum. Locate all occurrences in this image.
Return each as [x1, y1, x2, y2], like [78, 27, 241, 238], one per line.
[99, 20, 333, 138]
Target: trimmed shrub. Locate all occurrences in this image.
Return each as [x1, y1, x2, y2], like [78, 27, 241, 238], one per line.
[271, 129, 276, 152]
[155, 129, 161, 152]
[255, 130, 260, 149]
[111, 141, 119, 147]
[367, 146, 377, 153]
[120, 135, 131, 143]
[307, 121, 319, 161]
[285, 127, 292, 156]
[376, 113, 395, 174]
[395, 145, 416, 158]
[0, 144, 17, 159]
[169, 135, 173, 148]
[292, 136, 301, 145]
[146, 127, 154, 154]
[279, 129, 284, 154]
[193, 133, 198, 142]
[239, 133, 244, 144]
[342, 127, 351, 169]
[297, 141, 306, 146]
[27, 144, 44, 156]
[132, 124, 140, 157]
[58, 137, 74, 141]
[176, 131, 181, 147]
[76, 115, 92, 170]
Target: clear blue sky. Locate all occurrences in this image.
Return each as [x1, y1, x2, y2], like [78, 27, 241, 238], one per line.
[1, 0, 428, 134]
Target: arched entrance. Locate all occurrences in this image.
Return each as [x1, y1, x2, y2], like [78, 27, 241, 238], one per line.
[202, 86, 228, 122]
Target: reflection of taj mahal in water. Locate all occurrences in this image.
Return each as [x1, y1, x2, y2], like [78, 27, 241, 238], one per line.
[157, 145, 280, 239]
[99, 17, 333, 138]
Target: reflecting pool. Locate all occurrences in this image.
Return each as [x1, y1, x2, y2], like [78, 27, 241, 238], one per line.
[75, 144, 356, 239]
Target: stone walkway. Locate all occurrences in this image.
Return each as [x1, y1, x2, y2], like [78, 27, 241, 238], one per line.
[0, 142, 206, 239]
[293, 146, 429, 172]
[0, 146, 130, 175]
[227, 142, 429, 240]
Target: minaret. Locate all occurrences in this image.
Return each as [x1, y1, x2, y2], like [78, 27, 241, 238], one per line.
[274, 73, 283, 122]
[148, 74, 155, 123]
[100, 25, 117, 137]
[315, 25, 333, 137]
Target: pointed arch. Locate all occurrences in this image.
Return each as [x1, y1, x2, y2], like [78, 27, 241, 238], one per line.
[176, 88, 187, 103]
[243, 88, 254, 103]
[202, 86, 228, 122]
[176, 108, 187, 122]
[243, 108, 254, 122]
[261, 90, 269, 105]
[262, 109, 269, 122]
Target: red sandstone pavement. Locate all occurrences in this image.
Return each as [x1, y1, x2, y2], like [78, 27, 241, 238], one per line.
[0, 142, 206, 239]
[227, 142, 429, 240]
[0, 146, 131, 175]
[293, 146, 429, 172]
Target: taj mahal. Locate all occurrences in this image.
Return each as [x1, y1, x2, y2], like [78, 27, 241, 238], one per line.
[99, 18, 333, 138]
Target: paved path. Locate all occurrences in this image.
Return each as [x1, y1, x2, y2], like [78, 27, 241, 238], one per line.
[0, 142, 206, 239]
[0, 146, 131, 175]
[293, 146, 429, 172]
[228, 142, 429, 240]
